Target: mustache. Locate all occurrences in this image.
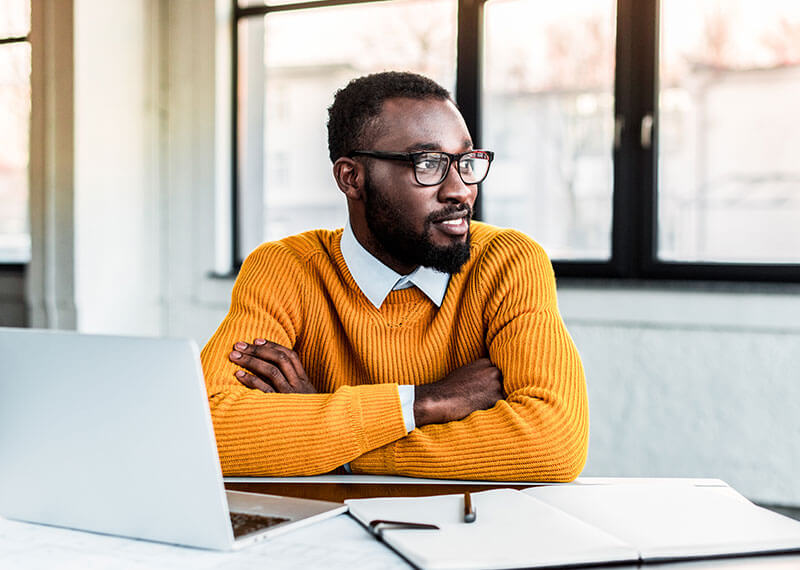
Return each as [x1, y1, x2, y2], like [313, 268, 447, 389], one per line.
[427, 204, 473, 224]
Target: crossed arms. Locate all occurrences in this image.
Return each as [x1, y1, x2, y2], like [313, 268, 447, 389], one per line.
[230, 340, 504, 428]
[201, 231, 588, 480]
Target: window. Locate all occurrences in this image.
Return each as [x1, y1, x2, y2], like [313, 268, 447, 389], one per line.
[233, 0, 800, 282]
[658, 0, 800, 264]
[482, 0, 616, 261]
[0, 1, 31, 264]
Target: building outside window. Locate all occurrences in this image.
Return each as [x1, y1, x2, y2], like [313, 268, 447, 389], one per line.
[0, 1, 31, 264]
[482, 0, 616, 261]
[658, 0, 800, 264]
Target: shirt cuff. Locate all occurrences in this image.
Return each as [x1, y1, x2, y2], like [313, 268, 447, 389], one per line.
[397, 384, 416, 433]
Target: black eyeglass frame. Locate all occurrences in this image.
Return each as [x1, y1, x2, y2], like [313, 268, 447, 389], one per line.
[348, 149, 495, 187]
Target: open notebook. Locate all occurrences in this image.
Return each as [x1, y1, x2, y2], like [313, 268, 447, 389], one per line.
[346, 482, 800, 570]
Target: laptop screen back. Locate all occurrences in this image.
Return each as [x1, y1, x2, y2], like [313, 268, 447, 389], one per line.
[0, 328, 234, 549]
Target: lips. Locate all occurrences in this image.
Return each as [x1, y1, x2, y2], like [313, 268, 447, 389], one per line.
[432, 214, 470, 237]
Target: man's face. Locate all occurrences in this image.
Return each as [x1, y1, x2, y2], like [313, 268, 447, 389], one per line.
[358, 97, 478, 274]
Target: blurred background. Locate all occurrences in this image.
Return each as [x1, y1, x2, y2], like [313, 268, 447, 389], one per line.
[1, 0, 798, 513]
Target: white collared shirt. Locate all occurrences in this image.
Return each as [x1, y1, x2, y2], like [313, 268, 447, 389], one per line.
[339, 222, 452, 434]
[340, 222, 450, 310]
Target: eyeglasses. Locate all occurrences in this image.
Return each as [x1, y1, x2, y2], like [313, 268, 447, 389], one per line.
[348, 149, 495, 186]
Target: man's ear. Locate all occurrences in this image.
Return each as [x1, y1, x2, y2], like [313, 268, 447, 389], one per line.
[333, 157, 364, 201]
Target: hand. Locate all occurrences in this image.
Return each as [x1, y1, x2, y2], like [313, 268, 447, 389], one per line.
[229, 339, 317, 394]
[413, 358, 504, 426]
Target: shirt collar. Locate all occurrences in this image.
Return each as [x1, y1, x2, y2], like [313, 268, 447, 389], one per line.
[340, 221, 450, 309]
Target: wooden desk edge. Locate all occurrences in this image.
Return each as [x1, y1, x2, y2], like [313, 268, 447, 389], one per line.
[224, 482, 534, 502]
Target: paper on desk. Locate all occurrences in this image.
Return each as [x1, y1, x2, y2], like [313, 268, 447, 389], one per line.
[524, 484, 800, 561]
[346, 488, 639, 570]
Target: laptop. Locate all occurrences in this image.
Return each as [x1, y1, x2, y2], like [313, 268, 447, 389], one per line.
[0, 327, 347, 550]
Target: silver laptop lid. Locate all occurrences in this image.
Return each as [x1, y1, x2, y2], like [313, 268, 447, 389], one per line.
[0, 328, 234, 549]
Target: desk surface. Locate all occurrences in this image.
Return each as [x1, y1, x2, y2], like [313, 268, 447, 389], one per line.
[2, 477, 799, 569]
[2, 510, 800, 570]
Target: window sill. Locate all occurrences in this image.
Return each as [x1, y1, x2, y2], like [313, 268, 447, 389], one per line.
[557, 278, 800, 333]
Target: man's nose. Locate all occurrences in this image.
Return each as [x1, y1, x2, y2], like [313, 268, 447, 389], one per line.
[438, 161, 475, 204]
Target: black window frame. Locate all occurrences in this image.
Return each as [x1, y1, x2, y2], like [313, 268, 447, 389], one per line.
[231, 0, 800, 283]
[0, 28, 31, 271]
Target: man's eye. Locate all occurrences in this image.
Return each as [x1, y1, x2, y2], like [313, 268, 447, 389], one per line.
[416, 156, 443, 171]
[460, 159, 476, 173]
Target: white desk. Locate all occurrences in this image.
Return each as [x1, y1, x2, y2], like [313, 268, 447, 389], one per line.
[0, 512, 409, 569]
[4, 511, 800, 570]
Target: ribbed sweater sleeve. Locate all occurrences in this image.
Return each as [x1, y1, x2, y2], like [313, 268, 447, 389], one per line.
[350, 230, 589, 481]
[201, 242, 408, 476]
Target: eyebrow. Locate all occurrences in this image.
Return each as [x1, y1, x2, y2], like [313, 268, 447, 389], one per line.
[405, 140, 474, 152]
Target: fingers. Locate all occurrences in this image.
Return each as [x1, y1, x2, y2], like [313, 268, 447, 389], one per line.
[252, 339, 309, 386]
[235, 370, 274, 393]
[228, 339, 312, 393]
[229, 343, 293, 392]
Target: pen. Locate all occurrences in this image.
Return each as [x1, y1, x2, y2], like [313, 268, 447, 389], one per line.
[463, 492, 476, 523]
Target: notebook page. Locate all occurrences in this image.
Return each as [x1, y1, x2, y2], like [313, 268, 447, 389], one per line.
[524, 484, 800, 561]
[347, 489, 638, 570]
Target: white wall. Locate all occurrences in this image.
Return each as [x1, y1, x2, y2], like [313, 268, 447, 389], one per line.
[73, 0, 163, 336]
[159, 0, 238, 341]
[560, 287, 800, 505]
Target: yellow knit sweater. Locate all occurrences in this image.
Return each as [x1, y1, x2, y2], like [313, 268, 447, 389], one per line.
[201, 222, 588, 481]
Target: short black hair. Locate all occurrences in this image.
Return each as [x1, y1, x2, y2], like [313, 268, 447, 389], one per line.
[327, 71, 453, 163]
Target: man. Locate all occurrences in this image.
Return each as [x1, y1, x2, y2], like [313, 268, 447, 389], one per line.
[201, 71, 588, 480]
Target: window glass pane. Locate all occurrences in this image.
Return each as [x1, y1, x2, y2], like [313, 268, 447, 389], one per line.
[658, 0, 800, 263]
[238, 0, 457, 247]
[0, 42, 32, 263]
[0, 0, 30, 38]
[482, 0, 616, 261]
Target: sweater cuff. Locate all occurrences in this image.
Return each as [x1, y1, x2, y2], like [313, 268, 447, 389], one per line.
[349, 439, 395, 474]
[349, 383, 408, 453]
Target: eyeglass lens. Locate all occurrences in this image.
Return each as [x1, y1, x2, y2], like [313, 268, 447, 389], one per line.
[413, 152, 490, 185]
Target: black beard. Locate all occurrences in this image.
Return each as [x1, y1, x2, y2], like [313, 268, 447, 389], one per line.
[362, 172, 472, 274]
